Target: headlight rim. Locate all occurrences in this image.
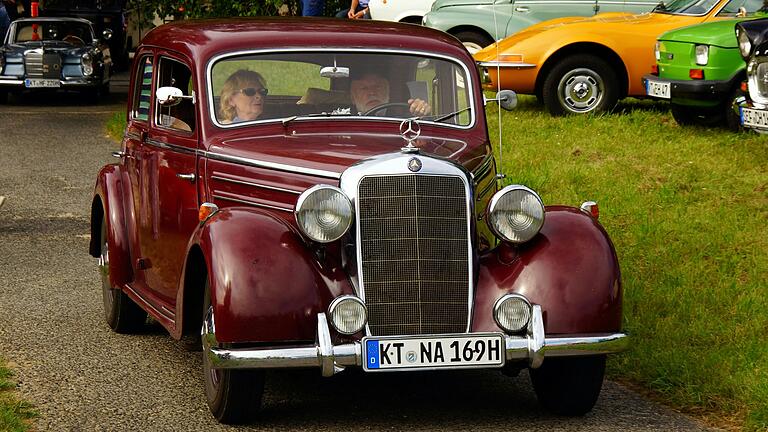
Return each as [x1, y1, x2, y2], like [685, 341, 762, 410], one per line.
[328, 295, 368, 335]
[487, 184, 545, 244]
[294, 184, 353, 244]
[738, 28, 752, 60]
[493, 293, 532, 333]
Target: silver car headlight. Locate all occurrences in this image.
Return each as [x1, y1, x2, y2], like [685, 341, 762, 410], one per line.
[695, 44, 709, 66]
[81, 52, 93, 76]
[487, 185, 545, 243]
[493, 293, 532, 333]
[328, 295, 367, 335]
[295, 185, 353, 243]
[654, 41, 661, 61]
[738, 29, 752, 60]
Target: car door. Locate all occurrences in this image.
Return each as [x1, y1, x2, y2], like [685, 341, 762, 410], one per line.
[509, 0, 598, 31]
[134, 53, 200, 309]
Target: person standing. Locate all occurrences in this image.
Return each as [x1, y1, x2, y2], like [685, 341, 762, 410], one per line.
[0, 0, 11, 43]
[302, 0, 325, 16]
[336, 0, 370, 19]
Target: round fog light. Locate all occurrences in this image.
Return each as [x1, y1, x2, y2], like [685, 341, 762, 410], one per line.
[329, 295, 367, 335]
[493, 294, 531, 333]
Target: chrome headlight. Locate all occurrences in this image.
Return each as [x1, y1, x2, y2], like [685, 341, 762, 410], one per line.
[81, 52, 93, 76]
[738, 29, 752, 60]
[695, 44, 709, 66]
[487, 185, 545, 243]
[493, 294, 532, 333]
[295, 185, 353, 243]
[654, 41, 661, 61]
[328, 295, 367, 335]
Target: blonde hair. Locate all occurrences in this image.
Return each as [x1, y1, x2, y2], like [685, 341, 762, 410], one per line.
[219, 69, 268, 121]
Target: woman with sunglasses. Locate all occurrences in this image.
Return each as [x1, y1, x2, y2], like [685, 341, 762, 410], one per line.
[219, 69, 269, 124]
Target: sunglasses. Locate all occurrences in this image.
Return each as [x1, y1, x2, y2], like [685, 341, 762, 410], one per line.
[239, 87, 268, 97]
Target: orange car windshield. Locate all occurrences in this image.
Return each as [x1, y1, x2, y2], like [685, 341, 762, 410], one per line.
[653, 0, 719, 15]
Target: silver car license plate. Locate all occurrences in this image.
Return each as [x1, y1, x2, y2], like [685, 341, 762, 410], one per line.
[645, 79, 670, 99]
[741, 107, 768, 128]
[363, 333, 505, 371]
[24, 79, 60, 88]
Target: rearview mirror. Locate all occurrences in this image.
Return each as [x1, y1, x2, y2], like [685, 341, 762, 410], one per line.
[156, 86, 184, 106]
[320, 65, 350, 78]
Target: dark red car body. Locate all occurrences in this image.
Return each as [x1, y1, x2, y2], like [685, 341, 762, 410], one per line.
[90, 18, 627, 423]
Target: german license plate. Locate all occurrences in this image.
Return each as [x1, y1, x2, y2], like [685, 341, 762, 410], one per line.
[24, 79, 60, 88]
[645, 79, 670, 99]
[740, 107, 768, 128]
[363, 333, 505, 371]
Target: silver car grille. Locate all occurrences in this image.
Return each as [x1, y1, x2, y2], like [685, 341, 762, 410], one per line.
[358, 175, 470, 336]
[755, 61, 768, 100]
[24, 51, 61, 78]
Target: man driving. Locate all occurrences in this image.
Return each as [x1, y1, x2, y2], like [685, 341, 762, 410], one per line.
[350, 71, 431, 117]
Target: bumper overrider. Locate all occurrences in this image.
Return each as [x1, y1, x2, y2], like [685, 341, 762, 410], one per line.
[642, 73, 738, 103]
[203, 305, 629, 377]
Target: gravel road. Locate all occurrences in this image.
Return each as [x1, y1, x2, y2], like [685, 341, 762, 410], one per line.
[0, 84, 715, 431]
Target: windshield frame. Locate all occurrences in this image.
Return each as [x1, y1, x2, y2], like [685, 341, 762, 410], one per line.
[9, 19, 95, 44]
[206, 48, 477, 131]
[653, 0, 723, 16]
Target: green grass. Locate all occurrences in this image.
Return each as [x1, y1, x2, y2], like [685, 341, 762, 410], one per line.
[103, 95, 768, 429]
[106, 112, 124, 142]
[487, 96, 767, 430]
[0, 361, 35, 432]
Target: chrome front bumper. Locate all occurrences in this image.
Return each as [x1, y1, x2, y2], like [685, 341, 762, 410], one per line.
[203, 305, 629, 377]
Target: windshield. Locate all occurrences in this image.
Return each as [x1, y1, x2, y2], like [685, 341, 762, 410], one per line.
[209, 51, 473, 127]
[12, 21, 93, 45]
[654, 0, 720, 15]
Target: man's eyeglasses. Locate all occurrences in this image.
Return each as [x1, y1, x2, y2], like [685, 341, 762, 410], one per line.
[240, 87, 268, 97]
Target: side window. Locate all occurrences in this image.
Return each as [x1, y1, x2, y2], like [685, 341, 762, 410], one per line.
[131, 56, 153, 122]
[717, 0, 764, 16]
[155, 57, 196, 133]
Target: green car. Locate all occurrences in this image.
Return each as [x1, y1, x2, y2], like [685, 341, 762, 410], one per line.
[643, 10, 768, 129]
[422, 0, 659, 54]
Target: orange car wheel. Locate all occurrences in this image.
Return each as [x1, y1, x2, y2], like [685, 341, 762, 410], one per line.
[542, 55, 618, 116]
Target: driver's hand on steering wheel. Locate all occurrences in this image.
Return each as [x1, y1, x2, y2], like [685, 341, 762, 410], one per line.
[408, 98, 432, 116]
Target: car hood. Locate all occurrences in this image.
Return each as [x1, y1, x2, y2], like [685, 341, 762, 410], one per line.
[211, 129, 490, 179]
[658, 18, 761, 48]
[474, 12, 699, 60]
[432, 0, 494, 9]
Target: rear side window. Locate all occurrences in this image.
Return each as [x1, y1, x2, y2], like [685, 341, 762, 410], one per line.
[131, 56, 153, 122]
[154, 57, 195, 132]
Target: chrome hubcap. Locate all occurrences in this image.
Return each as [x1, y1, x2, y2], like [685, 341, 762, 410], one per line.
[558, 68, 604, 113]
[100, 239, 114, 312]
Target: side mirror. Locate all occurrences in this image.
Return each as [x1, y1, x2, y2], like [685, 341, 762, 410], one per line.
[102, 28, 113, 41]
[156, 86, 184, 107]
[497, 90, 518, 111]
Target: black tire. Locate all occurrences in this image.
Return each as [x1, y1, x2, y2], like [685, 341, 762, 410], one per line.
[530, 355, 606, 416]
[202, 278, 265, 424]
[724, 86, 745, 131]
[453, 30, 493, 54]
[99, 214, 147, 333]
[542, 55, 619, 116]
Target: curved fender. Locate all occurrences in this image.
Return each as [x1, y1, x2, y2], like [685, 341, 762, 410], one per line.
[90, 164, 133, 288]
[193, 207, 351, 344]
[474, 206, 622, 335]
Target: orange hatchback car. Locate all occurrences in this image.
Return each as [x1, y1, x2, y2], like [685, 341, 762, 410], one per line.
[474, 0, 763, 115]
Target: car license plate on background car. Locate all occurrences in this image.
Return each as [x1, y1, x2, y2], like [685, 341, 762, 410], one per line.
[363, 334, 505, 371]
[646, 79, 670, 99]
[740, 107, 768, 128]
[24, 79, 60, 88]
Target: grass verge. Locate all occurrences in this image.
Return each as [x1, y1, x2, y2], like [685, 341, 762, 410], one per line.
[487, 96, 767, 430]
[105, 112, 125, 142]
[104, 96, 767, 429]
[0, 360, 35, 432]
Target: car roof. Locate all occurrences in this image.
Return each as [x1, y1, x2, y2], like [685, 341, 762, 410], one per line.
[140, 17, 470, 64]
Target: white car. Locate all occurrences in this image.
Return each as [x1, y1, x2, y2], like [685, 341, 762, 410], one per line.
[368, 0, 435, 23]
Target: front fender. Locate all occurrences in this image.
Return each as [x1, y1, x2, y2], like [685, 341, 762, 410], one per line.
[473, 206, 622, 334]
[193, 207, 353, 344]
[89, 164, 133, 288]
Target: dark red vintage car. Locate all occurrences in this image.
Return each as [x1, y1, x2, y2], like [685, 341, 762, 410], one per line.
[90, 18, 628, 424]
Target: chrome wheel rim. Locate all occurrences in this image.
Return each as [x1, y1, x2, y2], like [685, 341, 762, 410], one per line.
[99, 236, 115, 315]
[557, 68, 604, 113]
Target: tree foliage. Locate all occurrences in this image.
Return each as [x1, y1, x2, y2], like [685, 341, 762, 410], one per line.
[127, 0, 347, 22]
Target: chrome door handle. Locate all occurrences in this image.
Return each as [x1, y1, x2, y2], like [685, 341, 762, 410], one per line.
[176, 173, 196, 182]
[515, 6, 530, 12]
[112, 151, 125, 159]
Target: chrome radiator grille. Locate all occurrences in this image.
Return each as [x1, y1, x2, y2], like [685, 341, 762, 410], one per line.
[358, 175, 470, 336]
[24, 51, 60, 78]
[756, 61, 768, 99]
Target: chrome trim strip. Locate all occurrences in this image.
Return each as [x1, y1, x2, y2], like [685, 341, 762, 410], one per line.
[125, 131, 142, 141]
[203, 150, 341, 180]
[124, 284, 175, 322]
[0, 80, 24, 85]
[206, 48, 477, 131]
[478, 61, 536, 69]
[212, 194, 293, 212]
[144, 138, 198, 155]
[202, 309, 629, 372]
[470, 154, 494, 182]
[211, 175, 303, 195]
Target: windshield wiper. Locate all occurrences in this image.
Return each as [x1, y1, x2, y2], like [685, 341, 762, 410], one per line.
[426, 106, 472, 123]
[281, 112, 349, 126]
